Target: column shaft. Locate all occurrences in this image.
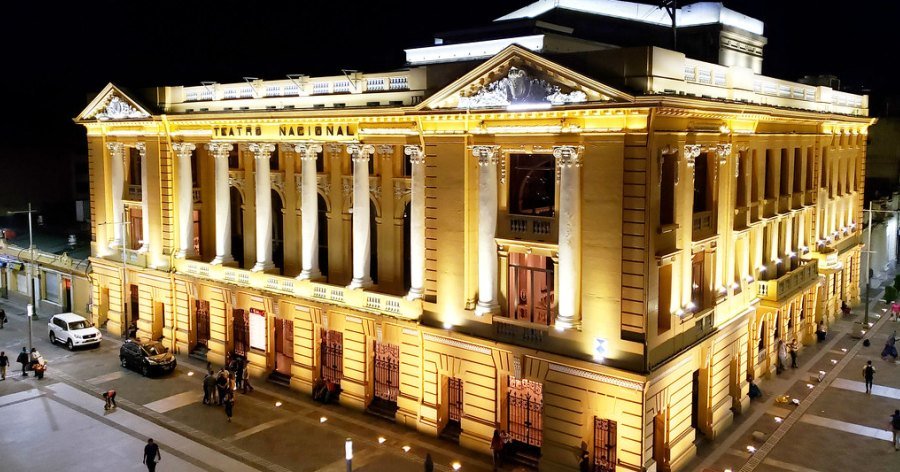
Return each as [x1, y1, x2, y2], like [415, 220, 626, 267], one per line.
[473, 146, 500, 316]
[296, 143, 323, 279]
[251, 143, 276, 272]
[107, 142, 126, 249]
[348, 144, 375, 288]
[406, 145, 425, 299]
[554, 145, 583, 329]
[174, 143, 197, 258]
[207, 143, 234, 265]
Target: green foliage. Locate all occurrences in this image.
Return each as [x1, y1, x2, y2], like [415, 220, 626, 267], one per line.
[885, 285, 898, 304]
[894, 274, 900, 290]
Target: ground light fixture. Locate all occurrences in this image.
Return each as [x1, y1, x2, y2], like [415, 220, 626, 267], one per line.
[402, 445, 411, 453]
[746, 445, 756, 453]
[320, 416, 328, 423]
[774, 416, 783, 423]
[378, 437, 386, 444]
[275, 401, 282, 407]
[452, 462, 462, 470]
[187, 371, 194, 376]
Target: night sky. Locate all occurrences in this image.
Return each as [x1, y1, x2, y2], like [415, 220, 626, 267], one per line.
[0, 0, 893, 211]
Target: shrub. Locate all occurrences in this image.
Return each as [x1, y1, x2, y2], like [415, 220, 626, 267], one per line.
[885, 285, 898, 304]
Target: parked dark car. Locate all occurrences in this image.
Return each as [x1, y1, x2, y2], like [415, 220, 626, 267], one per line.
[119, 339, 176, 376]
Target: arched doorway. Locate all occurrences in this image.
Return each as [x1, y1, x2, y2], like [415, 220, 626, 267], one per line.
[230, 187, 244, 268]
[272, 189, 284, 274]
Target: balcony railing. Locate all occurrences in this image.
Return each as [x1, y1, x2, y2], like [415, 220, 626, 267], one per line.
[497, 212, 557, 243]
[492, 315, 548, 345]
[174, 259, 422, 320]
[126, 185, 142, 201]
[192, 188, 201, 203]
[757, 259, 818, 301]
[691, 210, 714, 240]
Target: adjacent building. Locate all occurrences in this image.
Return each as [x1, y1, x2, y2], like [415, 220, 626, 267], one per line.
[75, 2, 872, 470]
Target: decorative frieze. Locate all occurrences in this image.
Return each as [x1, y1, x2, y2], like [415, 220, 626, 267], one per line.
[422, 333, 492, 355]
[548, 363, 643, 391]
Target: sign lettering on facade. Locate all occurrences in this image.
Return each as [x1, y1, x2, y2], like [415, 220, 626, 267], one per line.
[211, 123, 357, 141]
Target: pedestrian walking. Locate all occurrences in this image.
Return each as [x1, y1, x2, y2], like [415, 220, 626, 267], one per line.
[863, 360, 876, 393]
[16, 347, 29, 376]
[223, 391, 235, 422]
[242, 363, 254, 393]
[0, 308, 6, 328]
[103, 389, 117, 410]
[490, 429, 504, 470]
[216, 368, 228, 405]
[235, 357, 245, 390]
[891, 409, 900, 451]
[891, 301, 900, 322]
[0, 351, 9, 380]
[143, 438, 161, 471]
[882, 331, 899, 361]
[203, 369, 216, 405]
[788, 337, 799, 368]
[424, 453, 434, 472]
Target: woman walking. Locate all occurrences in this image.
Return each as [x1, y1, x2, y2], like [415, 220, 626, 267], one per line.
[223, 391, 235, 422]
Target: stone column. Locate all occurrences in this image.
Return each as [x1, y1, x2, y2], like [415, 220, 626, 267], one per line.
[348, 143, 375, 289]
[107, 142, 126, 249]
[295, 143, 323, 280]
[136, 143, 150, 253]
[554, 145, 583, 329]
[473, 145, 500, 316]
[405, 145, 426, 299]
[173, 143, 197, 259]
[250, 143, 276, 272]
[207, 142, 234, 265]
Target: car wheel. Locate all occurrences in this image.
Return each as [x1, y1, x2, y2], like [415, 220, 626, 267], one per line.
[121, 357, 128, 368]
[49, 332, 56, 344]
[141, 364, 150, 377]
[66, 339, 74, 351]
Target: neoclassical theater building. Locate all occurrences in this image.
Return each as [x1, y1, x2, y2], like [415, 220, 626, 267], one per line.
[75, 1, 872, 470]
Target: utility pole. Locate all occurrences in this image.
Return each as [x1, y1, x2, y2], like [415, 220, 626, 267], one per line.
[661, 1, 678, 49]
[8, 203, 38, 364]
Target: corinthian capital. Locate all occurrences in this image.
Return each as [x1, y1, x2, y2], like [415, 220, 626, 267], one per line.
[404, 145, 425, 165]
[683, 144, 702, 167]
[206, 142, 234, 159]
[553, 145, 584, 168]
[248, 143, 276, 159]
[106, 142, 124, 158]
[135, 142, 146, 158]
[294, 143, 323, 161]
[346, 143, 375, 163]
[471, 145, 500, 167]
[172, 142, 196, 159]
[377, 144, 395, 158]
[716, 143, 732, 166]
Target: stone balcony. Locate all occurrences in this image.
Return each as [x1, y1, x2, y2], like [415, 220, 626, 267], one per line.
[757, 259, 818, 302]
[497, 212, 557, 244]
[174, 259, 422, 320]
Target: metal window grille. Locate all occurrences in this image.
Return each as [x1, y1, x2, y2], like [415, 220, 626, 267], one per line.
[448, 377, 463, 422]
[373, 341, 400, 402]
[232, 309, 249, 356]
[593, 418, 617, 472]
[312, 83, 329, 95]
[507, 377, 543, 447]
[320, 329, 343, 383]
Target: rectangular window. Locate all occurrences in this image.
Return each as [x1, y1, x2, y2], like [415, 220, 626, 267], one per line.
[16, 271, 27, 294]
[312, 83, 329, 95]
[507, 253, 554, 325]
[193, 210, 201, 256]
[128, 207, 143, 250]
[660, 151, 677, 226]
[764, 150, 775, 199]
[691, 252, 705, 310]
[594, 418, 617, 472]
[736, 151, 748, 207]
[693, 152, 709, 213]
[366, 78, 385, 91]
[321, 329, 343, 383]
[233, 309, 249, 356]
[389, 77, 408, 90]
[658, 264, 672, 333]
[508, 154, 556, 217]
[334, 81, 351, 93]
[780, 149, 791, 195]
[228, 147, 240, 170]
[806, 147, 815, 191]
[793, 148, 803, 193]
[248, 308, 266, 351]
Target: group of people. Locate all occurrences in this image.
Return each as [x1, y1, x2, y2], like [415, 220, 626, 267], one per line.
[775, 337, 800, 374]
[5, 347, 47, 379]
[311, 377, 340, 404]
[202, 354, 253, 422]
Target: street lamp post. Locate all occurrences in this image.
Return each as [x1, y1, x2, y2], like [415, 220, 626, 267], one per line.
[8, 203, 38, 366]
[345, 438, 353, 472]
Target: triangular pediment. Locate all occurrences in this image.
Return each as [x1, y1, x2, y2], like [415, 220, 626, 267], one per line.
[418, 45, 633, 110]
[75, 83, 153, 122]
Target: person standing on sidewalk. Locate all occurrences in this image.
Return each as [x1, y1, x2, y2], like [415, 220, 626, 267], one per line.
[143, 438, 161, 471]
[788, 338, 800, 368]
[890, 409, 900, 451]
[0, 351, 8, 380]
[0, 308, 6, 328]
[216, 368, 228, 405]
[16, 347, 29, 376]
[203, 369, 216, 405]
[223, 390, 235, 422]
[863, 360, 876, 393]
[241, 364, 253, 394]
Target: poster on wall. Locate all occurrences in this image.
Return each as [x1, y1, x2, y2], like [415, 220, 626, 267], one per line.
[249, 308, 266, 351]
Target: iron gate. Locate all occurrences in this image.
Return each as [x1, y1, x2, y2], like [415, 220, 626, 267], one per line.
[321, 329, 343, 383]
[508, 378, 543, 447]
[195, 300, 210, 346]
[448, 377, 463, 422]
[593, 417, 617, 472]
[232, 309, 248, 356]
[373, 342, 400, 402]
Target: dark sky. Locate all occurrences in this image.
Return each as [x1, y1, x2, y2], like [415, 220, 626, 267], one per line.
[1, 0, 894, 158]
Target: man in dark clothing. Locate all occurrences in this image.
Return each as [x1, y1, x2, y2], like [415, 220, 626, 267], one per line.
[216, 369, 229, 405]
[863, 360, 876, 394]
[0, 351, 9, 380]
[16, 347, 29, 376]
[0, 308, 6, 328]
[203, 369, 217, 405]
[143, 438, 161, 471]
[891, 409, 900, 451]
[235, 357, 245, 390]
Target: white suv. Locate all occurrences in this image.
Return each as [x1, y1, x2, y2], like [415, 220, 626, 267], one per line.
[48, 313, 102, 350]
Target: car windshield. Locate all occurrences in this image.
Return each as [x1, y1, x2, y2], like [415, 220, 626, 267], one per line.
[141, 342, 167, 356]
[68, 321, 89, 330]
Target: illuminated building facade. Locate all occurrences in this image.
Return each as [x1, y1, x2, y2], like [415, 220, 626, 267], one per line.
[76, 3, 872, 470]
